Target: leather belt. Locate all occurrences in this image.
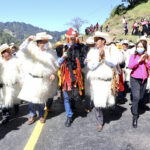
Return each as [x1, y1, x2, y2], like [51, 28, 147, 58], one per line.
[1, 82, 18, 87]
[29, 73, 44, 78]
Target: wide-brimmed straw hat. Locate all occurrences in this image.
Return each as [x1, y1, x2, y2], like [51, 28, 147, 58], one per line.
[35, 32, 53, 41]
[0, 43, 10, 56]
[94, 32, 111, 43]
[86, 37, 95, 45]
[121, 40, 129, 45]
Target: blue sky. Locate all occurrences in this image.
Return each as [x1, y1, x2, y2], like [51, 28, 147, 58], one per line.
[0, 0, 123, 33]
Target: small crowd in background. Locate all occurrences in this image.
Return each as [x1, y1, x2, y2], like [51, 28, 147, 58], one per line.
[132, 18, 150, 36]
[85, 23, 110, 35]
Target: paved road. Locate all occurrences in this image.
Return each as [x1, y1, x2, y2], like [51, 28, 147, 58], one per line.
[0, 93, 150, 150]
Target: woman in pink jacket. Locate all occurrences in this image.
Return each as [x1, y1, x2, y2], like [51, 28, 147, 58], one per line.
[128, 39, 150, 128]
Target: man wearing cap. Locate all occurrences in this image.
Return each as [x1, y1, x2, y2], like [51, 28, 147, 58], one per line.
[18, 32, 58, 124]
[0, 43, 21, 124]
[85, 32, 124, 131]
[57, 30, 86, 127]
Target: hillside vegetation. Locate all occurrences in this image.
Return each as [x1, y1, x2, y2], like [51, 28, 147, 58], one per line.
[103, 0, 150, 42]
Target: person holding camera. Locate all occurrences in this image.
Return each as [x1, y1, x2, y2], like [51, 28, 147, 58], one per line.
[128, 38, 150, 128]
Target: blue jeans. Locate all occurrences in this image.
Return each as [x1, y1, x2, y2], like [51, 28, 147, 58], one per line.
[63, 91, 73, 118]
[28, 102, 45, 117]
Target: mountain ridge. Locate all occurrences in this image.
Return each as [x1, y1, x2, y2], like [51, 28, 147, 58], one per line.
[0, 21, 67, 45]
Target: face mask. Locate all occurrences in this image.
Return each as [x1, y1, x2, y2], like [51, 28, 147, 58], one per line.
[43, 43, 49, 50]
[124, 48, 127, 51]
[136, 48, 144, 54]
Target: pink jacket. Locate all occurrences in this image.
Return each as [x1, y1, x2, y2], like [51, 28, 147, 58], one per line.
[128, 54, 150, 81]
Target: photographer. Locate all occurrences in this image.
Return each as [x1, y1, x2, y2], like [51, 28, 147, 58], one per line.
[128, 38, 150, 128]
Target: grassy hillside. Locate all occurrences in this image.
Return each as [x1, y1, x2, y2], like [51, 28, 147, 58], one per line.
[103, 0, 150, 42]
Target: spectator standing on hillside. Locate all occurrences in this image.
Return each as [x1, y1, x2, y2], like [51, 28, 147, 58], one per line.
[138, 23, 143, 37]
[143, 19, 150, 36]
[132, 21, 138, 35]
[122, 16, 126, 24]
[94, 25, 96, 32]
[105, 24, 109, 32]
[85, 27, 91, 35]
[122, 16, 126, 34]
[124, 22, 128, 35]
[100, 25, 103, 32]
[142, 18, 148, 25]
[90, 24, 94, 33]
[96, 22, 99, 31]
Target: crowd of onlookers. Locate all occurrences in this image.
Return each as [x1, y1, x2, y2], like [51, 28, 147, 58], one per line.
[132, 18, 150, 37]
[85, 23, 110, 35]
[122, 16, 150, 36]
[85, 17, 150, 37]
[85, 23, 99, 35]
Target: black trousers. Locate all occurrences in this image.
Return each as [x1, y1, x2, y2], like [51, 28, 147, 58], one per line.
[130, 77, 147, 118]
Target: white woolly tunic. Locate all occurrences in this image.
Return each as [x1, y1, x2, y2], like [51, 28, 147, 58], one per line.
[0, 57, 21, 107]
[86, 46, 124, 108]
[122, 48, 135, 82]
[18, 41, 58, 104]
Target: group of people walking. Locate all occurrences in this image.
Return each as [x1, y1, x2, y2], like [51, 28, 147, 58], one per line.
[0, 30, 150, 132]
[0, 32, 58, 124]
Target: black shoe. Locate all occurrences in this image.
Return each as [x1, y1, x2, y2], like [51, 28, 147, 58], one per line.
[71, 105, 76, 113]
[0, 117, 9, 125]
[118, 98, 125, 104]
[14, 105, 19, 114]
[65, 117, 72, 127]
[1, 108, 10, 124]
[132, 118, 137, 128]
[140, 104, 150, 111]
